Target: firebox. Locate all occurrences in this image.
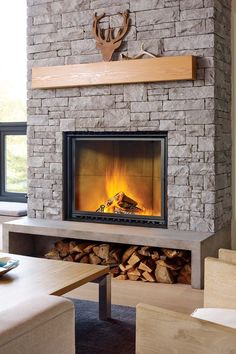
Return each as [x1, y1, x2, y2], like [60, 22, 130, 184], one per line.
[64, 132, 167, 227]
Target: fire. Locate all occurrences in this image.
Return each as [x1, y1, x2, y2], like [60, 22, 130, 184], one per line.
[101, 160, 152, 216]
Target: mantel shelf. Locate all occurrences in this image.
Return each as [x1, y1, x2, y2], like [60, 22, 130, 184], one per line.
[31, 55, 197, 89]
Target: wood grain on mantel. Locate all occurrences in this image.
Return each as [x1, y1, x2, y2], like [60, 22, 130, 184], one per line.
[32, 56, 197, 89]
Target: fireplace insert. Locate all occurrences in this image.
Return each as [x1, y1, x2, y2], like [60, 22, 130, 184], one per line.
[64, 131, 167, 227]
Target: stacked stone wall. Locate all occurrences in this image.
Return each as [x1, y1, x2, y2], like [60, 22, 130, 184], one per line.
[27, 0, 231, 232]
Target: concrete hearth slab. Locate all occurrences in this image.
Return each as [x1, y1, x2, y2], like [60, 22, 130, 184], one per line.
[2, 217, 231, 289]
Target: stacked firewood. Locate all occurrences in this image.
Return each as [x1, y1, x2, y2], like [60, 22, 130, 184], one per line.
[45, 240, 191, 284]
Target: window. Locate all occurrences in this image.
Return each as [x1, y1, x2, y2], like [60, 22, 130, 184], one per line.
[0, 0, 27, 202]
[0, 123, 27, 202]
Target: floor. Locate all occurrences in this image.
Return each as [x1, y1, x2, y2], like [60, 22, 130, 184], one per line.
[67, 279, 203, 315]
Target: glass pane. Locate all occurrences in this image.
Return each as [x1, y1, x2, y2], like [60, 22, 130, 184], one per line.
[5, 135, 27, 193]
[74, 139, 162, 217]
[0, 0, 26, 122]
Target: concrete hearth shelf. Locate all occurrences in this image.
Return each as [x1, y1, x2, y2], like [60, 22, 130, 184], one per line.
[31, 56, 196, 89]
[2, 217, 230, 289]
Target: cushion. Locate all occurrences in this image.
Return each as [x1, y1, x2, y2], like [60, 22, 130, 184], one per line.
[0, 202, 27, 217]
[191, 308, 236, 329]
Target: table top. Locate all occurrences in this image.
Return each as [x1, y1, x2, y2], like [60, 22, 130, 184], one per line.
[0, 253, 109, 311]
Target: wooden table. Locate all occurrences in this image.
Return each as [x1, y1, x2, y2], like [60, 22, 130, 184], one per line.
[0, 253, 111, 320]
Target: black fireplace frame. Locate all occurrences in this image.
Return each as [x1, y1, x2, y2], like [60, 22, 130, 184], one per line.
[63, 131, 168, 228]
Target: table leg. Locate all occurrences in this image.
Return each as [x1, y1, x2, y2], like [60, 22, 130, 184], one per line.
[98, 273, 111, 320]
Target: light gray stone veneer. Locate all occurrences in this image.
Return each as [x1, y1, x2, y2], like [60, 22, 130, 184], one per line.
[27, 0, 231, 233]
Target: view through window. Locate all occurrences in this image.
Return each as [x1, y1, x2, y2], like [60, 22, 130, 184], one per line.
[0, 0, 27, 201]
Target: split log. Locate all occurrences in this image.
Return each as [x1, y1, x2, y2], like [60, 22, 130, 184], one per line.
[45, 240, 191, 284]
[119, 263, 133, 272]
[138, 246, 151, 257]
[115, 274, 128, 280]
[122, 246, 138, 263]
[158, 259, 182, 271]
[83, 243, 98, 254]
[69, 241, 77, 254]
[101, 256, 117, 265]
[74, 252, 86, 262]
[71, 242, 93, 254]
[79, 255, 89, 263]
[162, 249, 179, 259]
[127, 268, 142, 281]
[138, 259, 155, 273]
[55, 240, 70, 257]
[89, 253, 102, 265]
[63, 255, 74, 262]
[93, 244, 110, 259]
[155, 262, 175, 284]
[45, 249, 60, 260]
[128, 251, 143, 266]
[151, 250, 160, 261]
[110, 248, 122, 263]
[177, 264, 191, 284]
[142, 271, 156, 282]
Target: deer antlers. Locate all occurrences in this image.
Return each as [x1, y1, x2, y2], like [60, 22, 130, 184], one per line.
[92, 10, 130, 62]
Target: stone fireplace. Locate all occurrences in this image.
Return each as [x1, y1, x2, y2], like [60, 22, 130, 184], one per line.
[7, 0, 230, 288]
[27, 0, 231, 236]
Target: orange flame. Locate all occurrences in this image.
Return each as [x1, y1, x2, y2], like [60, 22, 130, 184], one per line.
[103, 160, 152, 215]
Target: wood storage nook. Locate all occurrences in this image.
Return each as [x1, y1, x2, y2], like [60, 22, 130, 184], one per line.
[45, 239, 191, 285]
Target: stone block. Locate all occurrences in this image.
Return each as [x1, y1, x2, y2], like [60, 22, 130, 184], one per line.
[189, 175, 204, 189]
[198, 137, 214, 152]
[202, 191, 216, 203]
[185, 110, 214, 124]
[180, 0, 203, 10]
[190, 217, 214, 232]
[62, 10, 93, 27]
[164, 34, 214, 51]
[168, 131, 186, 145]
[42, 98, 68, 107]
[163, 100, 204, 111]
[169, 145, 192, 158]
[168, 211, 190, 223]
[169, 86, 214, 100]
[28, 115, 49, 126]
[168, 165, 189, 177]
[190, 162, 215, 175]
[186, 125, 204, 136]
[176, 19, 206, 36]
[50, 163, 62, 174]
[124, 84, 147, 102]
[180, 8, 214, 21]
[130, 0, 164, 11]
[131, 101, 162, 113]
[103, 109, 130, 126]
[130, 113, 149, 121]
[69, 96, 115, 110]
[60, 119, 76, 131]
[168, 185, 191, 198]
[136, 7, 179, 26]
[28, 198, 44, 211]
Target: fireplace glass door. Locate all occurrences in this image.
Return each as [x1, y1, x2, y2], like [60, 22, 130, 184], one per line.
[64, 132, 167, 227]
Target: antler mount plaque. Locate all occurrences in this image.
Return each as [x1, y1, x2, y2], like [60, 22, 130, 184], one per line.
[92, 10, 130, 62]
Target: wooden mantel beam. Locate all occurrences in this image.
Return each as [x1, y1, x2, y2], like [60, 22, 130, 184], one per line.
[32, 56, 197, 89]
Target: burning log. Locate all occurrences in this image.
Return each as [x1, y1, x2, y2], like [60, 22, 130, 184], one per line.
[98, 191, 144, 215]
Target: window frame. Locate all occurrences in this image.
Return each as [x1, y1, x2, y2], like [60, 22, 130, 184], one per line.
[0, 122, 27, 203]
